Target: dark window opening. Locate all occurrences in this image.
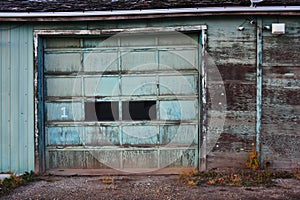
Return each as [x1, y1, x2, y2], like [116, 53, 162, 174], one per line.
[85, 102, 119, 121]
[122, 101, 156, 120]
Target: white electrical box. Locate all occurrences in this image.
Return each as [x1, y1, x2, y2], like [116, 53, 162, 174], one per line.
[272, 23, 285, 34]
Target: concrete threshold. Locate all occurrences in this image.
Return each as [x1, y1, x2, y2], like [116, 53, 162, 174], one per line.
[46, 167, 191, 176]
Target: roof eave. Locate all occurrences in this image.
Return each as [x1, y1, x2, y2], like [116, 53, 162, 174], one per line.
[1, 6, 300, 21]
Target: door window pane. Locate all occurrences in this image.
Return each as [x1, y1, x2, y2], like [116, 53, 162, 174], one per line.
[122, 101, 156, 120]
[85, 102, 119, 121]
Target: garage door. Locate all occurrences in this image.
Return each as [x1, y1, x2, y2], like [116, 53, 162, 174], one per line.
[43, 31, 201, 172]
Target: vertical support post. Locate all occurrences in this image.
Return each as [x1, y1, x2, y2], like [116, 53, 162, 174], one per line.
[34, 33, 46, 174]
[38, 37, 46, 174]
[256, 18, 263, 167]
[200, 27, 207, 171]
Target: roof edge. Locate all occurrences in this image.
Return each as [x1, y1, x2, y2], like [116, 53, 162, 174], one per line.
[1, 6, 300, 21]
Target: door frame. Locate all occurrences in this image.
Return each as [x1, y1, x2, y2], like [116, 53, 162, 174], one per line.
[33, 25, 208, 173]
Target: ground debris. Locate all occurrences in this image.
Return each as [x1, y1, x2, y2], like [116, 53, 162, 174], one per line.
[1, 172, 300, 200]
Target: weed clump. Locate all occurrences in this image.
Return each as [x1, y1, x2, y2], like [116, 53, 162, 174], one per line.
[178, 169, 296, 187]
[0, 171, 36, 196]
[294, 170, 300, 180]
[100, 176, 115, 184]
[246, 152, 260, 171]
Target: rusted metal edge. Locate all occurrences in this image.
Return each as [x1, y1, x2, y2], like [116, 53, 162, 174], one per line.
[34, 25, 207, 36]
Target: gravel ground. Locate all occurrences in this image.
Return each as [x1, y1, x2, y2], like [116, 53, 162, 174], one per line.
[1, 175, 300, 200]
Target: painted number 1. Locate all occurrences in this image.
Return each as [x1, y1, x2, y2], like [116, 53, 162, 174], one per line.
[61, 107, 68, 118]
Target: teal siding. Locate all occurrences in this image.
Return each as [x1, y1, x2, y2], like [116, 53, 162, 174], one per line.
[0, 24, 34, 173]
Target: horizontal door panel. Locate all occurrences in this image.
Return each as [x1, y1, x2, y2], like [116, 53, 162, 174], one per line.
[45, 102, 84, 121]
[84, 51, 118, 72]
[46, 77, 82, 96]
[159, 75, 196, 95]
[121, 76, 157, 96]
[160, 100, 197, 120]
[46, 126, 82, 146]
[84, 77, 119, 96]
[122, 125, 158, 145]
[45, 53, 81, 72]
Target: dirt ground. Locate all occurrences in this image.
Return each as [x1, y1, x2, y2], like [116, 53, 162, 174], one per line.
[1, 175, 300, 200]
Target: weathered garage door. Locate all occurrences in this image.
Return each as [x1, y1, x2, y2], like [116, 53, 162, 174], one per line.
[43, 31, 200, 172]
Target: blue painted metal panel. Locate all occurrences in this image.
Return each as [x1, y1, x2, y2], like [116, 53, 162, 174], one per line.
[159, 148, 196, 168]
[44, 53, 81, 72]
[122, 125, 158, 145]
[0, 24, 34, 173]
[159, 49, 197, 70]
[121, 51, 157, 71]
[159, 75, 195, 95]
[160, 125, 197, 145]
[45, 37, 81, 49]
[45, 102, 84, 121]
[46, 77, 82, 96]
[84, 51, 119, 72]
[43, 32, 200, 170]
[47, 127, 82, 146]
[160, 100, 197, 120]
[84, 37, 117, 48]
[84, 76, 119, 96]
[84, 126, 120, 146]
[120, 34, 156, 47]
[121, 76, 157, 96]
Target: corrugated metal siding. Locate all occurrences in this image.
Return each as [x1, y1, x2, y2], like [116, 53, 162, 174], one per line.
[0, 23, 34, 173]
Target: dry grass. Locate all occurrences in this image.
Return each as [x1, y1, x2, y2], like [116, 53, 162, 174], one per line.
[100, 176, 115, 184]
[178, 169, 198, 180]
[178, 169, 200, 187]
[0, 171, 36, 195]
[179, 169, 280, 187]
[120, 177, 132, 182]
[294, 170, 300, 180]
